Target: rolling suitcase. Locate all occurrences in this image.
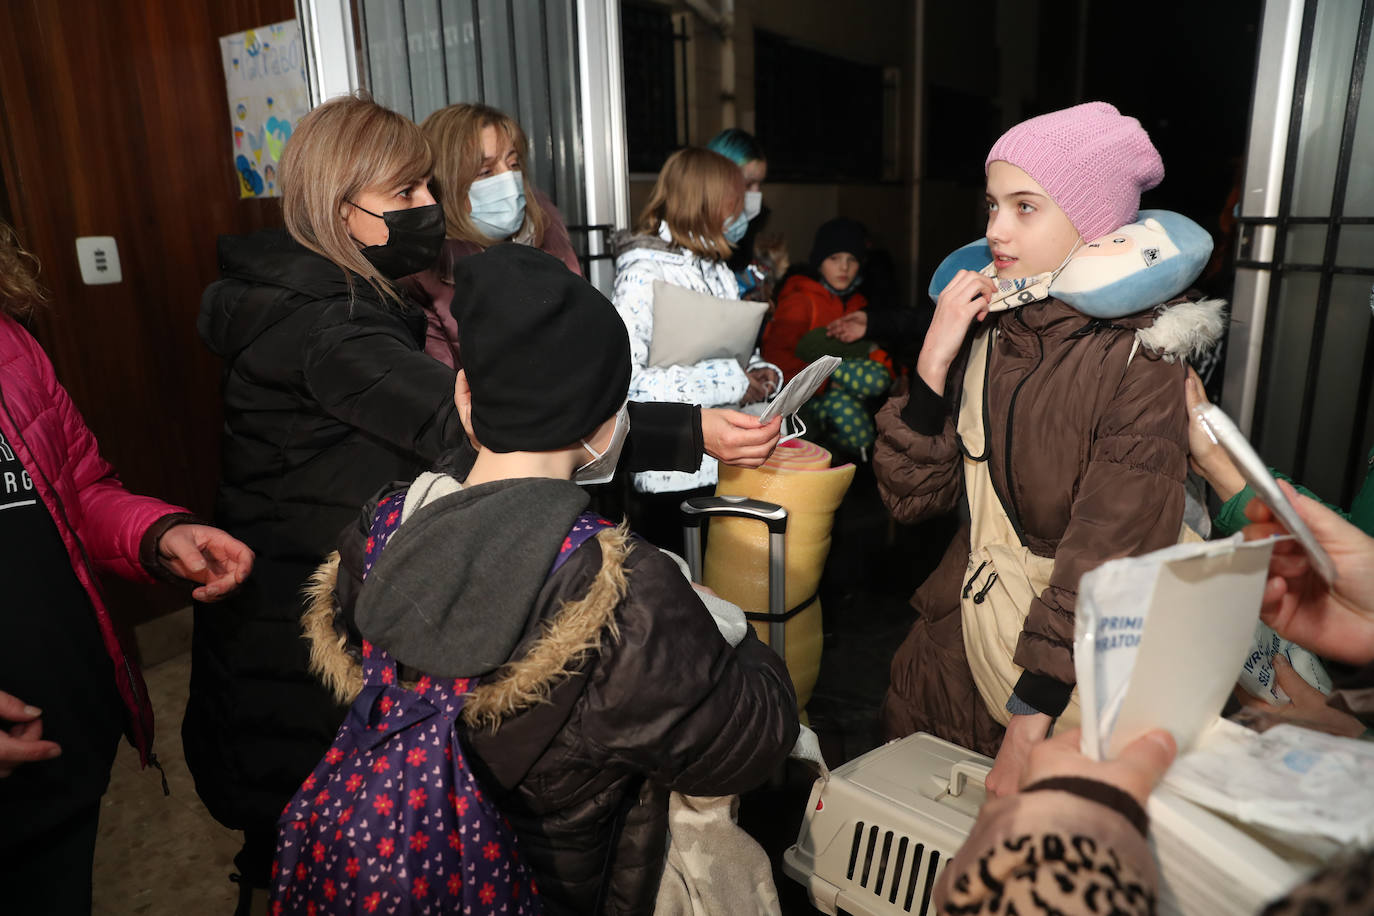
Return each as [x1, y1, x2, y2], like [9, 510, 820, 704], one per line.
[681, 494, 790, 658]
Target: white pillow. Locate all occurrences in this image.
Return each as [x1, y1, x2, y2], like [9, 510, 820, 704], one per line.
[648, 280, 766, 369]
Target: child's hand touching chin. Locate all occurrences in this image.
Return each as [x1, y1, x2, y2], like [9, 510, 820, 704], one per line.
[917, 269, 996, 396]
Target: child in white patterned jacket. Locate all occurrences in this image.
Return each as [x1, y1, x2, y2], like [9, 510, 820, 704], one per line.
[613, 147, 782, 496]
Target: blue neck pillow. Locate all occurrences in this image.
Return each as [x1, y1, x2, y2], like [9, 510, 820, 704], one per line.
[928, 210, 1214, 319]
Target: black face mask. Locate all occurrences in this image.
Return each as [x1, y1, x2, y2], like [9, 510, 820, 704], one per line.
[350, 201, 446, 279]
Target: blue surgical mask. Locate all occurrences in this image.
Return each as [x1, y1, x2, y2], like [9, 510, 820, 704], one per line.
[723, 211, 749, 246]
[468, 170, 527, 240]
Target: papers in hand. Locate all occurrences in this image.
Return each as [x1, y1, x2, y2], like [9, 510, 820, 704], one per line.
[758, 356, 841, 425]
[1077, 536, 1373, 853]
[1075, 534, 1277, 761]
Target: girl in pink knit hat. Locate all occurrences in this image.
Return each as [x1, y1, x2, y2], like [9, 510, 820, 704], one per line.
[872, 102, 1226, 796]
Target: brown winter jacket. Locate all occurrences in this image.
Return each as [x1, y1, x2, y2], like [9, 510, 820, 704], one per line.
[875, 296, 1225, 741]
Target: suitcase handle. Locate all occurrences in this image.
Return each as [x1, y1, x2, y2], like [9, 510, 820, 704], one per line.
[680, 495, 789, 659]
[948, 760, 992, 797]
[680, 495, 788, 533]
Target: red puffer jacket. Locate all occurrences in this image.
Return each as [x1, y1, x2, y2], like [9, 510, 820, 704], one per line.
[763, 272, 892, 382]
[0, 314, 187, 764]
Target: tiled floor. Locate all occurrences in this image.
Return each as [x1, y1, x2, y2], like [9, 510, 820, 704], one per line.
[91, 463, 949, 915]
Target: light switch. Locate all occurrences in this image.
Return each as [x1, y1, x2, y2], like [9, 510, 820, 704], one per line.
[75, 236, 122, 285]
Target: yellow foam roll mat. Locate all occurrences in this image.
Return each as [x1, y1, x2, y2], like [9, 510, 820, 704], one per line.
[703, 439, 855, 710]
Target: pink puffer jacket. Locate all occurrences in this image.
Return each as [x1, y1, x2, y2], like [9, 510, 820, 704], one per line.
[0, 314, 187, 764]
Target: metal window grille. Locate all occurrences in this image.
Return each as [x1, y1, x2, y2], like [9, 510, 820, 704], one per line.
[353, 0, 587, 229]
[620, 2, 688, 173]
[1234, 0, 1373, 504]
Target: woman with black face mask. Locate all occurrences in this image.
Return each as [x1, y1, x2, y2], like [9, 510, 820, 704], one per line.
[187, 94, 472, 912]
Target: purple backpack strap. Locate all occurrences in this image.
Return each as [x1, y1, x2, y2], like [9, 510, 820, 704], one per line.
[362, 491, 407, 578]
[360, 492, 409, 689]
[551, 510, 617, 575]
[270, 488, 540, 915]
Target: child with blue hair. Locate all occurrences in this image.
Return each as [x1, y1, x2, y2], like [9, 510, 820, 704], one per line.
[706, 128, 778, 298]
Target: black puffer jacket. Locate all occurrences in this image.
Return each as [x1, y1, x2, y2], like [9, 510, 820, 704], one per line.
[184, 230, 469, 835]
[307, 476, 799, 914]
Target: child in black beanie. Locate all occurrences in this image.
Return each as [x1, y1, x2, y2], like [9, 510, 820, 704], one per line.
[304, 244, 798, 914]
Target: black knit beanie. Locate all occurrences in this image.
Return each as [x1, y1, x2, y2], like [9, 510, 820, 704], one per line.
[808, 218, 868, 267]
[449, 244, 630, 452]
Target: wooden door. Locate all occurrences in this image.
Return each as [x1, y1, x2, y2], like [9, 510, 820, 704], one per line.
[0, 0, 295, 627]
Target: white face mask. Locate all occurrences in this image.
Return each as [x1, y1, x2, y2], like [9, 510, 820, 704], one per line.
[744, 190, 763, 221]
[468, 170, 527, 240]
[573, 402, 630, 486]
[981, 237, 1084, 312]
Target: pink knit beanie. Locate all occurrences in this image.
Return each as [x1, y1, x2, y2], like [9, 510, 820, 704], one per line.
[985, 101, 1164, 242]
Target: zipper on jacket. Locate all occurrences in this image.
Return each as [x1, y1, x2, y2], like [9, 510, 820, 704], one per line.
[148, 751, 171, 796]
[962, 560, 990, 598]
[1001, 311, 1042, 542]
[1066, 317, 1127, 339]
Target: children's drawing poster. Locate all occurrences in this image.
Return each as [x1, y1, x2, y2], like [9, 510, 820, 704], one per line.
[219, 20, 310, 199]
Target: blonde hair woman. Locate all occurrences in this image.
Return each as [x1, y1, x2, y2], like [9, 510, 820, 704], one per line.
[185, 93, 473, 910]
[411, 103, 579, 368]
[612, 147, 781, 506]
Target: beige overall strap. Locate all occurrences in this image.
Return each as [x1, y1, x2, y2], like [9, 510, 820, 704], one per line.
[955, 325, 1076, 728]
[956, 326, 992, 459]
[957, 327, 1022, 550]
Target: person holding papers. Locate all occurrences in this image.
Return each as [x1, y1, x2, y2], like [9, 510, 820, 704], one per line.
[187, 96, 781, 910]
[934, 486, 1374, 916]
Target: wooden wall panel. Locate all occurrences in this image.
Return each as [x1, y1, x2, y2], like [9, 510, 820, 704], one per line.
[0, 0, 297, 625]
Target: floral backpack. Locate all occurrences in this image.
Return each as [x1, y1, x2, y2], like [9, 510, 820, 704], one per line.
[270, 493, 613, 915]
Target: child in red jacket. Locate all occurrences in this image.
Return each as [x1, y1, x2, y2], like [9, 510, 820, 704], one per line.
[763, 219, 892, 457]
[763, 218, 890, 381]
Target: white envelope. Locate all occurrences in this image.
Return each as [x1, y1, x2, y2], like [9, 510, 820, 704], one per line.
[1076, 534, 1278, 761]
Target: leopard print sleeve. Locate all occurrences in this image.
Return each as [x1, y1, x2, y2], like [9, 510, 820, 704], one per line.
[1259, 848, 1374, 916]
[936, 788, 1158, 915]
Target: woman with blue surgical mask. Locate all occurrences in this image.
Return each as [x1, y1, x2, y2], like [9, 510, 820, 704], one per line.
[408, 104, 582, 369]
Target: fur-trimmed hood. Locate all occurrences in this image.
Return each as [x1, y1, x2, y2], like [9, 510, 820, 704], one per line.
[301, 478, 632, 731]
[611, 227, 679, 259]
